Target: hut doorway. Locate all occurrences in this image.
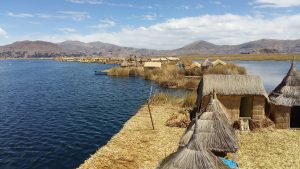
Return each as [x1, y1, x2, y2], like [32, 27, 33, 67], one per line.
[290, 106, 300, 128]
[240, 97, 253, 117]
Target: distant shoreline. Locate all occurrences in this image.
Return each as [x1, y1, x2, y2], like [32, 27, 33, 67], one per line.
[0, 58, 53, 60]
[1, 54, 300, 61]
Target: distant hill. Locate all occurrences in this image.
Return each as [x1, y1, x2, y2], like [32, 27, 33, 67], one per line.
[0, 41, 65, 58]
[1, 39, 300, 58]
[170, 39, 300, 55]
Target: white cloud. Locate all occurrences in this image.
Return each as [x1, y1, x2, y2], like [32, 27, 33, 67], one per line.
[0, 27, 7, 37]
[66, 0, 103, 4]
[176, 4, 203, 10]
[254, 0, 300, 8]
[37, 11, 90, 21]
[65, 0, 155, 8]
[58, 28, 78, 33]
[89, 19, 116, 29]
[9, 13, 300, 50]
[211, 1, 222, 5]
[7, 12, 34, 18]
[142, 13, 157, 21]
[58, 11, 90, 21]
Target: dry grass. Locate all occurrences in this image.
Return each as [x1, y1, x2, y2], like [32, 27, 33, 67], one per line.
[108, 67, 144, 76]
[165, 110, 191, 128]
[78, 101, 186, 169]
[182, 92, 197, 108]
[182, 78, 199, 90]
[150, 92, 179, 105]
[206, 63, 246, 75]
[238, 129, 300, 169]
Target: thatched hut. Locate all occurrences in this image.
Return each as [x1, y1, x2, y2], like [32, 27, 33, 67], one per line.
[190, 61, 201, 69]
[158, 104, 230, 168]
[166, 57, 180, 62]
[120, 60, 129, 67]
[179, 94, 238, 155]
[157, 142, 229, 169]
[269, 62, 300, 129]
[197, 75, 268, 123]
[144, 62, 161, 70]
[212, 59, 227, 67]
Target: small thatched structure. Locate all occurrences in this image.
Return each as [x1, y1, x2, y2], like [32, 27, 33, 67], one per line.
[158, 104, 230, 169]
[144, 62, 162, 70]
[120, 60, 129, 67]
[197, 75, 268, 123]
[212, 59, 227, 67]
[179, 95, 238, 154]
[157, 141, 229, 169]
[269, 62, 300, 129]
[202, 59, 212, 67]
[190, 62, 201, 69]
[166, 57, 180, 62]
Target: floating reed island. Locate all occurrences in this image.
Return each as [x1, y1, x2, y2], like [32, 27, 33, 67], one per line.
[107, 58, 246, 90]
[79, 59, 300, 169]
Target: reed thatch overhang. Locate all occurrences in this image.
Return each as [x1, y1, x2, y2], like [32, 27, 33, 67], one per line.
[158, 102, 230, 169]
[197, 75, 269, 99]
[269, 62, 300, 107]
[157, 140, 229, 169]
[179, 96, 238, 153]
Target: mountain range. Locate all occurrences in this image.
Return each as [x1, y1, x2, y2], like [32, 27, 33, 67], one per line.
[1, 39, 300, 58]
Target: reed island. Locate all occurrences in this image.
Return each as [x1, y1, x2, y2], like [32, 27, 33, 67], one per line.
[77, 56, 300, 169]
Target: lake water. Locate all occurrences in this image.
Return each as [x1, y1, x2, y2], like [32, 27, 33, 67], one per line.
[0, 60, 183, 169]
[234, 61, 300, 92]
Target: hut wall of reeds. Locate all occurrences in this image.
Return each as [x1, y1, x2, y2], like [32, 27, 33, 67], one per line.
[197, 75, 268, 123]
[268, 62, 300, 129]
[270, 105, 291, 129]
[201, 95, 266, 122]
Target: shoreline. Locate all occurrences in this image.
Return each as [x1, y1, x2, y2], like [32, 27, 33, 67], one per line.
[78, 102, 186, 169]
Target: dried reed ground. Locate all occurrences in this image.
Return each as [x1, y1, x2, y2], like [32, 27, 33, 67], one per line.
[78, 102, 300, 169]
[238, 129, 300, 169]
[78, 103, 185, 169]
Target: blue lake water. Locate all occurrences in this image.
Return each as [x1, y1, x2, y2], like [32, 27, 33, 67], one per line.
[0, 60, 183, 169]
[234, 61, 300, 92]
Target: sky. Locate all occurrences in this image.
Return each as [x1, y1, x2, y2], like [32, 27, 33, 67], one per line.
[0, 0, 300, 49]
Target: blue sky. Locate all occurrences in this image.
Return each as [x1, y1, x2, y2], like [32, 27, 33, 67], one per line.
[1, 0, 300, 49]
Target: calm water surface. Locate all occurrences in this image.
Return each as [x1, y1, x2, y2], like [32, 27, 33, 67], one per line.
[234, 61, 300, 92]
[0, 60, 181, 169]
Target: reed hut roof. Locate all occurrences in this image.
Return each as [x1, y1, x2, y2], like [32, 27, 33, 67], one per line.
[212, 59, 227, 67]
[179, 95, 238, 153]
[198, 75, 268, 99]
[166, 57, 180, 61]
[144, 62, 162, 68]
[269, 62, 300, 107]
[157, 141, 229, 169]
[191, 62, 201, 69]
[120, 60, 128, 67]
[202, 59, 212, 67]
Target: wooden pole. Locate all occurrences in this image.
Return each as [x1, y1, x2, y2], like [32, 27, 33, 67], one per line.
[147, 99, 155, 130]
[147, 86, 155, 130]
